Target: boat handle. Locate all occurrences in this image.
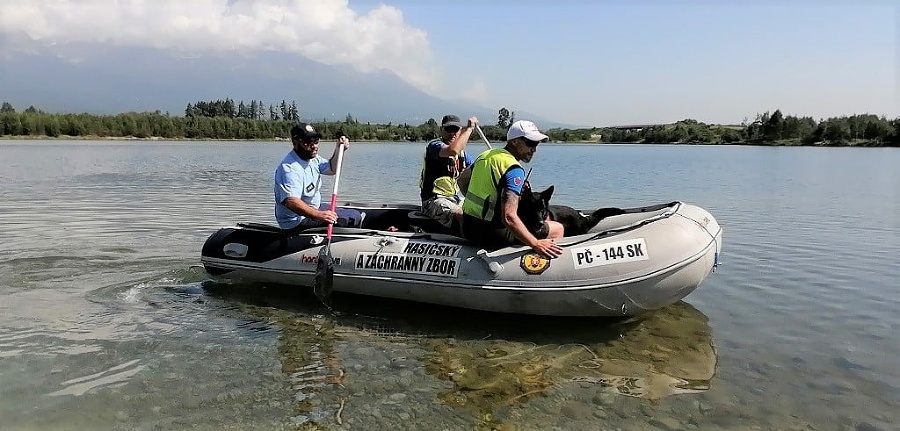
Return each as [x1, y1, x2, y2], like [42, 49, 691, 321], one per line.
[476, 249, 503, 275]
[373, 236, 399, 255]
[223, 243, 248, 258]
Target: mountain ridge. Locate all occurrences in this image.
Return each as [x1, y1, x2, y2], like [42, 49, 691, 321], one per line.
[0, 43, 577, 128]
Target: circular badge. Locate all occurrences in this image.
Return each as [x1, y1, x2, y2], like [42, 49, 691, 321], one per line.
[520, 252, 550, 275]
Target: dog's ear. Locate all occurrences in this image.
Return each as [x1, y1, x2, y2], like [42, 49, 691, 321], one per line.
[540, 185, 554, 202]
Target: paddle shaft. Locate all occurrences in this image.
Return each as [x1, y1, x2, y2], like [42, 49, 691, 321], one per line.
[326, 138, 346, 239]
[474, 124, 493, 150]
[313, 137, 346, 306]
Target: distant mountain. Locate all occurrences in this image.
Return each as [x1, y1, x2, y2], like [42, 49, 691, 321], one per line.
[0, 42, 571, 127]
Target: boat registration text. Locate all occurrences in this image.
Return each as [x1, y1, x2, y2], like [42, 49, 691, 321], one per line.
[571, 238, 649, 269]
[355, 252, 460, 277]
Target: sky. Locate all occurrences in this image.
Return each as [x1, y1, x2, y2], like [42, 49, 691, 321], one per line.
[0, 0, 897, 127]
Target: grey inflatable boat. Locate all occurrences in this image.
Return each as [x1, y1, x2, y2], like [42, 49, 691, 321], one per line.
[201, 201, 722, 317]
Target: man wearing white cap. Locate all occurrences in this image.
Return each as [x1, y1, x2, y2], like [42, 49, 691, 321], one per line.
[459, 120, 564, 257]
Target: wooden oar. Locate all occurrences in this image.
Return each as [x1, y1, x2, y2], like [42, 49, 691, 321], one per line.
[314, 137, 346, 304]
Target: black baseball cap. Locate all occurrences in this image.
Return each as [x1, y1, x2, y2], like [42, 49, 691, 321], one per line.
[290, 122, 322, 140]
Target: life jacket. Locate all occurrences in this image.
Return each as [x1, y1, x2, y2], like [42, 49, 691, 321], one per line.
[461, 148, 521, 225]
[419, 139, 470, 200]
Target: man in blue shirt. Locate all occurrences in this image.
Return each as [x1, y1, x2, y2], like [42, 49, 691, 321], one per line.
[419, 114, 478, 228]
[274, 122, 361, 229]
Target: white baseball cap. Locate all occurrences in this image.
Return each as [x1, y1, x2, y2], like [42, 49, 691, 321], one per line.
[507, 120, 548, 142]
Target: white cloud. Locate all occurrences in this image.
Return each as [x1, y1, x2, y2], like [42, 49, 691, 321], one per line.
[0, 0, 438, 91]
[460, 77, 489, 105]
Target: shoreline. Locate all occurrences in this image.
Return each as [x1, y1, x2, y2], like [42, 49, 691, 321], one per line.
[0, 135, 384, 143]
[0, 135, 892, 147]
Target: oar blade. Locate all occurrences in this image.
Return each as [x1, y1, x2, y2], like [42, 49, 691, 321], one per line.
[314, 243, 334, 302]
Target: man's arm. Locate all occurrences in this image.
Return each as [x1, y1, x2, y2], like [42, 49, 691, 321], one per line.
[276, 167, 337, 224]
[438, 117, 478, 158]
[282, 197, 336, 224]
[500, 190, 538, 246]
[323, 136, 350, 175]
[500, 190, 562, 258]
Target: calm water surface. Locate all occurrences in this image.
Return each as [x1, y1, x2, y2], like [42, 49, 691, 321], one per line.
[0, 140, 897, 430]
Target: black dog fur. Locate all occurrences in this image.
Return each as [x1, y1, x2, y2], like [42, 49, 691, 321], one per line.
[520, 184, 626, 236]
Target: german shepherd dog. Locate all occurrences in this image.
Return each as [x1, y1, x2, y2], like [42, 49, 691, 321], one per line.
[519, 184, 626, 236]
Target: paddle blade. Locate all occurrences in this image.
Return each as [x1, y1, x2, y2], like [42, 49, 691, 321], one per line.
[314, 244, 334, 302]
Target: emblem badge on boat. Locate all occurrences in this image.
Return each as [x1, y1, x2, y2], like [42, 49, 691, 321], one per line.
[310, 235, 324, 245]
[520, 252, 551, 275]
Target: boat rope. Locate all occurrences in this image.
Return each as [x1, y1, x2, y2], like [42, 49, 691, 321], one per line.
[674, 212, 721, 272]
[563, 203, 680, 248]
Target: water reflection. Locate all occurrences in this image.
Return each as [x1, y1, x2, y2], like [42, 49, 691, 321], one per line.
[423, 300, 715, 411]
[207, 282, 716, 428]
[206, 284, 348, 426]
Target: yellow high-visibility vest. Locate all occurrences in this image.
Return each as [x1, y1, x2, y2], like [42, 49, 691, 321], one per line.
[462, 148, 521, 224]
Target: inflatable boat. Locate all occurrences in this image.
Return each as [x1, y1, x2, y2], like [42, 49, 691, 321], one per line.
[200, 201, 722, 317]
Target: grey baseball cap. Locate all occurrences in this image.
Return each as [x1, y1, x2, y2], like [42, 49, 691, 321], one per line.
[441, 115, 463, 128]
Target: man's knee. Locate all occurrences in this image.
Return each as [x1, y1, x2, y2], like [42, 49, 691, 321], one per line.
[423, 197, 460, 228]
[336, 208, 364, 227]
[547, 220, 565, 239]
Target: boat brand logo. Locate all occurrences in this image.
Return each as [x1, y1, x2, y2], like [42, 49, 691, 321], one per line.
[300, 254, 341, 265]
[355, 252, 460, 277]
[402, 241, 462, 257]
[520, 252, 551, 275]
[572, 238, 649, 269]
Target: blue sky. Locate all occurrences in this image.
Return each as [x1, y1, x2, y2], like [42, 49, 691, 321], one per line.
[1, 0, 896, 127]
[354, 0, 898, 126]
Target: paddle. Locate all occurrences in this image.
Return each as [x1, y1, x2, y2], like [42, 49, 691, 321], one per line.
[314, 137, 346, 304]
[474, 124, 493, 149]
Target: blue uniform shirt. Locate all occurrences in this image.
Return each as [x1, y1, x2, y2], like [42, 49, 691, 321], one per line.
[425, 140, 476, 166]
[274, 151, 331, 229]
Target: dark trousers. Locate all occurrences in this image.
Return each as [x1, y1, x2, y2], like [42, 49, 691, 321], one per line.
[298, 207, 364, 228]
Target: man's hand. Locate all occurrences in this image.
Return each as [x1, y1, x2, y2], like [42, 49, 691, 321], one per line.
[466, 117, 479, 128]
[531, 238, 562, 258]
[326, 136, 350, 175]
[317, 209, 339, 225]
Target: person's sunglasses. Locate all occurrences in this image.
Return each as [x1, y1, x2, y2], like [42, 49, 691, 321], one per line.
[522, 137, 541, 148]
[300, 138, 320, 146]
[442, 126, 461, 133]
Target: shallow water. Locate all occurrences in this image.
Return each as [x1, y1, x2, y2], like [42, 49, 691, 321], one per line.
[0, 140, 897, 430]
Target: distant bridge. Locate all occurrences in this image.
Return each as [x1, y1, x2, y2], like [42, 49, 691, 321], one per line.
[605, 123, 671, 131]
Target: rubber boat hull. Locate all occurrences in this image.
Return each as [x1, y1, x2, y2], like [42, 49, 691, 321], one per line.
[201, 201, 722, 317]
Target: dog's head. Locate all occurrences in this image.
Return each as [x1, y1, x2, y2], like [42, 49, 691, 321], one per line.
[518, 183, 554, 232]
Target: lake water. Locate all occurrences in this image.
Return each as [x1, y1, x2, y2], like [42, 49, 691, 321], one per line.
[0, 140, 897, 430]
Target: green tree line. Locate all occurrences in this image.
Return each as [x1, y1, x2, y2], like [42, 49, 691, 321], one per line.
[2, 101, 898, 146]
[571, 110, 899, 146]
[185, 98, 300, 121]
[0, 100, 517, 142]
